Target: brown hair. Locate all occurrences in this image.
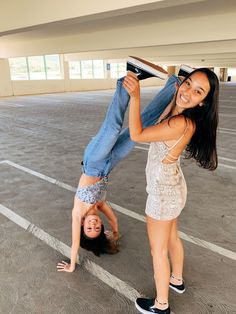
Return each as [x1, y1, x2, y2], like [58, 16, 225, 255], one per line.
[80, 225, 119, 256]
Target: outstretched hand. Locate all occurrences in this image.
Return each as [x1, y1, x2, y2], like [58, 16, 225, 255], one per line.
[57, 261, 75, 273]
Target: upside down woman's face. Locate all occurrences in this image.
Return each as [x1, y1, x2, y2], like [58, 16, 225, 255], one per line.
[83, 214, 102, 238]
[176, 72, 210, 111]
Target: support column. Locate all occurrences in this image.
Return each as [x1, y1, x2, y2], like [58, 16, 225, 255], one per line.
[214, 67, 221, 79]
[62, 54, 70, 92]
[221, 68, 228, 82]
[167, 66, 176, 76]
[0, 59, 13, 96]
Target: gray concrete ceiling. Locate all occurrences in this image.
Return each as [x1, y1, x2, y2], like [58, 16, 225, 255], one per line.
[1, 0, 236, 67]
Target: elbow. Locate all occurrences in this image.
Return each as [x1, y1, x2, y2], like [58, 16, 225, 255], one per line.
[130, 133, 136, 141]
[130, 133, 141, 142]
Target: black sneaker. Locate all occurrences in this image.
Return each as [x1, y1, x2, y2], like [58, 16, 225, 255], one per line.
[169, 281, 186, 294]
[178, 64, 194, 77]
[135, 298, 170, 314]
[127, 56, 168, 80]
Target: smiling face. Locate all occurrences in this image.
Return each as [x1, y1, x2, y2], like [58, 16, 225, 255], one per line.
[83, 214, 102, 238]
[176, 71, 211, 112]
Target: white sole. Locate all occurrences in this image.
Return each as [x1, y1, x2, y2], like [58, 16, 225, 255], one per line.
[179, 64, 193, 74]
[135, 301, 154, 314]
[128, 57, 167, 80]
[169, 284, 186, 294]
[135, 300, 170, 314]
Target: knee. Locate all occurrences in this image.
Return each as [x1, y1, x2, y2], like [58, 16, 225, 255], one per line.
[150, 245, 168, 259]
[169, 235, 181, 249]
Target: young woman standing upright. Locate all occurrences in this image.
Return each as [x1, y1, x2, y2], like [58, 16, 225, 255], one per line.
[124, 67, 219, 314]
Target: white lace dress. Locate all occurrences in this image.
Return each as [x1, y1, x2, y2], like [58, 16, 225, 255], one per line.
[145, 141, 187, 220]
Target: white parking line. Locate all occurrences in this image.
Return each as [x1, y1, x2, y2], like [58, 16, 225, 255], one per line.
[218, 157, 236, 163]
[0, 204, 141, 302]
[219, 127, 236, 135]
[220, 113, 236, 118]
[219, 130, 236, 135]
[0, 159, 235, 261]
[0, 103, 24, 107]
[135, 145, 149, 151]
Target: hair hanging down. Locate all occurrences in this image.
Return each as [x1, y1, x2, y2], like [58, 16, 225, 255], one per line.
[180, 68, 219, 170]
[80, 224, 119, 256]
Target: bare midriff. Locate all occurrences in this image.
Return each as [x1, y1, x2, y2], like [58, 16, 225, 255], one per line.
[78, 173, 102, 188]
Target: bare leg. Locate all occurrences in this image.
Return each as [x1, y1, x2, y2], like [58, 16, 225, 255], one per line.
[146, 216, 173, 309]
[168, 218, 184, 284]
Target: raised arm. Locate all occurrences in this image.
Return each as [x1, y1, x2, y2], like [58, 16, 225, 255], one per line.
[123, 73, 190, 143]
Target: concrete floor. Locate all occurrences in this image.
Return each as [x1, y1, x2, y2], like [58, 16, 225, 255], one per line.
[0, 83, 235, 314]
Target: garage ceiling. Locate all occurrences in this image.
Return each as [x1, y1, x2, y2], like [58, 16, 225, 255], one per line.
[1, 0, 236, 67]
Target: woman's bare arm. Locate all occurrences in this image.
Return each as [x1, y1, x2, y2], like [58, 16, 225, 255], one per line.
[99, 202, 119, 240]
[123, 74, 192, 143]
[57, 197, 89, 272]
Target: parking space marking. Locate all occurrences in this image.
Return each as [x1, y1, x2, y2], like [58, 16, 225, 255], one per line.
[0, 160, 235, 261]
[218, 157, 236, 163]
[219, 127, 236, 135]
[220, 113, 236, 118]
[0, 204, 141, 302]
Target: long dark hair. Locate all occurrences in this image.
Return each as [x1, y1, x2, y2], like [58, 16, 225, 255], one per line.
[165, 68, 219, 170]
[80, 224, 119, 256]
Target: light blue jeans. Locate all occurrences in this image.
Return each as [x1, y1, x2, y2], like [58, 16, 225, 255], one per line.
[82, 75, 180, 177]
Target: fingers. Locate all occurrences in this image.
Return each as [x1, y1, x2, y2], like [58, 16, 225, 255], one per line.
[123, 75, 140, 96]
[57, 261, 69, 271]
[57, 268, 67, 272]
[175, 82, 180, 89]
[124, 75, 138, 84]
[126, 71, 139, 80]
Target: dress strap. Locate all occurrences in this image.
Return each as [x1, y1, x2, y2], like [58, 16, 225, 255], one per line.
[164, 153, 179, 163]
[168, 124, 188, 151]
[162, 124, 189, 163]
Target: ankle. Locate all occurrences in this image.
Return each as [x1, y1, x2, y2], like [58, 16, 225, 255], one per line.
[170, 273, 183, 285]
[155, 298, 169, 310]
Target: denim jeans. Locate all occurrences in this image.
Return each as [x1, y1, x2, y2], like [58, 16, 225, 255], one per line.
[82, 75, 180, 177]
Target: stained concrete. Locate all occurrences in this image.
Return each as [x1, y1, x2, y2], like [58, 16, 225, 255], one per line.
[0, 83, 235, 314]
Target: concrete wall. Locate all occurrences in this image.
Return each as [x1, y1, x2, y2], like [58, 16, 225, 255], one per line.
[2, 54, 235, 97]
[0, 56, 164, 96]
[9, 78, 164, 96]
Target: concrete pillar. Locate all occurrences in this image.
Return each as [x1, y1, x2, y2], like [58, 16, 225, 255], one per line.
[62, 54, 70, 92]
[221, 68, 228, 82]
[214, 67, 221, 79]
[214, 67, 228, 82]
[167, 66, 176, 76]
[0, 59, 13, 96]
